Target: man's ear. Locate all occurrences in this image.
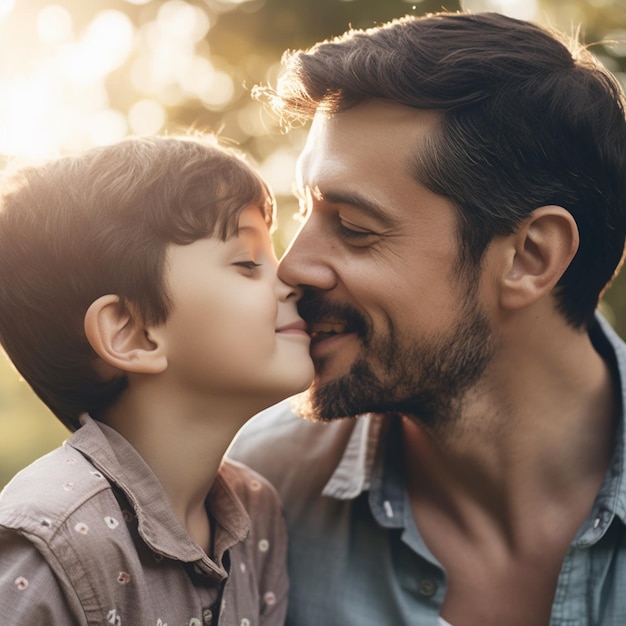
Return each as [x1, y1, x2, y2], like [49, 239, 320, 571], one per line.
[84, 294, 168, 375]
[499, 206, 579, 311]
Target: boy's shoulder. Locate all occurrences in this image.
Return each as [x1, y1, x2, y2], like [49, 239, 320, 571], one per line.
[215, 459, 288, 550]
[218, 457, 283, 514]
[217, 459, 288, 580]
[0, 440, 112, 536]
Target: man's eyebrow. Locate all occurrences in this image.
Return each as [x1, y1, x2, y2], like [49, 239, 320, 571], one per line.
[296, 185, 396, 227]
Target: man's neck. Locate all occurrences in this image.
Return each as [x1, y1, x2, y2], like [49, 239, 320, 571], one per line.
[403, 319, 617, 540]
[402, 319, 619, 626]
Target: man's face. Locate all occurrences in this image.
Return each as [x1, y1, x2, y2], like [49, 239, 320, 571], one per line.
[278, 100, 494, 430]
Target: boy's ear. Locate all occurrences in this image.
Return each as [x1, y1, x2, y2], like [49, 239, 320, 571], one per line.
[84, 294, 167, 375]
[499, 206, 579, 311]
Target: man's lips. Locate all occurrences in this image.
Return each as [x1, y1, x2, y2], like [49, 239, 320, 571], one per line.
[297, 294, 368, 343]
[309, 321, 348, 340]
[308, 320, 358, 367]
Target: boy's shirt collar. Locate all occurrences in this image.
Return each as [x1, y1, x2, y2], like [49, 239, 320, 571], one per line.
[70, 415, 250, 578]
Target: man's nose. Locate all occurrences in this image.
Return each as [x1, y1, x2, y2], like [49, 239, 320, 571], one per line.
[278, 217, 337, 291]
[275, 274, 303, 302]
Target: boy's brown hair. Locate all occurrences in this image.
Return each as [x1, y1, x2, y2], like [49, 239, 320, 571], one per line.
[0, 135, 274, 431]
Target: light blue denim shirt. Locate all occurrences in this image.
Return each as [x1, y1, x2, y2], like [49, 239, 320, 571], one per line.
[229, 313, 626, 625]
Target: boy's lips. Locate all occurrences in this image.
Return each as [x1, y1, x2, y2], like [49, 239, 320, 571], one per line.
[276, 320, 309, 335]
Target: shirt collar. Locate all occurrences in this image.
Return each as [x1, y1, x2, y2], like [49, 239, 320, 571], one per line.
[321, 412, 383, 500]
[322, 412, 406, 528]
[69, 416, 250, 577]
[573, 313, 626, 545]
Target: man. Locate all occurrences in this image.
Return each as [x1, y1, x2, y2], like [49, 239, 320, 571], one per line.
[229, 12, 626, 626]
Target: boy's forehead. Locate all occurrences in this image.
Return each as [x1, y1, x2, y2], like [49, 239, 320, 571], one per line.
[218, 198, 271, 240]
[237, 204, 272, 231]
[213, 203, 271, 244]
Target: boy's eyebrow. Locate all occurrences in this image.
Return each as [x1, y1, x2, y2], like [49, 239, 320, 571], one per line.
[295, 184, 396, 227]
[236, 226, 261, 238]
[236, 223, 269, 240]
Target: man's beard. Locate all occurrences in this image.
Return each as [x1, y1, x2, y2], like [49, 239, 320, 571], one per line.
[294, 287, 494, 434]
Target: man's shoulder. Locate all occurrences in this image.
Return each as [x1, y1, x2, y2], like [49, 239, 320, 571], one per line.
[232, 399, 337, 445]
[229, 399, 357, 494]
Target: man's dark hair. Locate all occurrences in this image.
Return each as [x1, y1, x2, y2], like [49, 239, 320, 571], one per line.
[0, 135, 273, 430]
[258, 11, 626, 328]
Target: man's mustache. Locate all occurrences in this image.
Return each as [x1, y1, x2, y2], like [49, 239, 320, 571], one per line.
[297, 292, 370, 340]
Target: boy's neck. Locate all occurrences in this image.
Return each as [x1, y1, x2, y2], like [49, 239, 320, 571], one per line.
[100, 379, 258, 553]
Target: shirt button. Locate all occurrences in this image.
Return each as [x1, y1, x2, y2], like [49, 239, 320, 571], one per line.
[202, 608, 213, 625]
[418, 579, 437, 597]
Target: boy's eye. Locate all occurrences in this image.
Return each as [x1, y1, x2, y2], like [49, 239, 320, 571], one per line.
[233, 260, 262, 270]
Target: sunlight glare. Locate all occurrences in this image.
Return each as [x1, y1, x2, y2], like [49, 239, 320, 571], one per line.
[0, 44, 122, 158]
[36, 5, 73, 45]
[179, 56, 215, 95]
[157, 1, 211, 43]
[199, 70, 235, 109]
[137, 20, 194, 91]
[259, 148, 299, 196]
[0, 0, 14, 21]
[461, 0, 537, 20]
[70, 10, 135, 80]
[87, 109, 128, 146]
[0, 77, 66, 157]
[128, 99, 166, 135]
[238, 102, 267, 137]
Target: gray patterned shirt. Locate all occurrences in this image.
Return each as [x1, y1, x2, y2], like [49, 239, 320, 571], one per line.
[0, 416, 288, 626]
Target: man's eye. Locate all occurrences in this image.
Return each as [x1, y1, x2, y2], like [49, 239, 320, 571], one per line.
[338, 222, 376, 240]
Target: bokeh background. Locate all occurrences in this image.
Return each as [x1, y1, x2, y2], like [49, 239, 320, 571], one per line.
[1, 0, 626, 488]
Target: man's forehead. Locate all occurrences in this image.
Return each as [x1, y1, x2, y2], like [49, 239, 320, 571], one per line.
[296, 100, 440, 184]
[310, 99, 440, 134]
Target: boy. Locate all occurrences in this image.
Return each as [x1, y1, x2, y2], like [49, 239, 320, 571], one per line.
[0, 135, 314, 625]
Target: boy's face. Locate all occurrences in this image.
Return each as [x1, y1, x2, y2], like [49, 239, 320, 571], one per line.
[159, 205, 314, 407]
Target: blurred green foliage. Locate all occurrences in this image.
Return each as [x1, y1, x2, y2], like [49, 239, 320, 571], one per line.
[1, 0, 626, 489]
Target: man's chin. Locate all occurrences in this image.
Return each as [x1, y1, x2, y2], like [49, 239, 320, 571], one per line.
[290, 386, 345, 423]
[290, 361, 378, 422]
